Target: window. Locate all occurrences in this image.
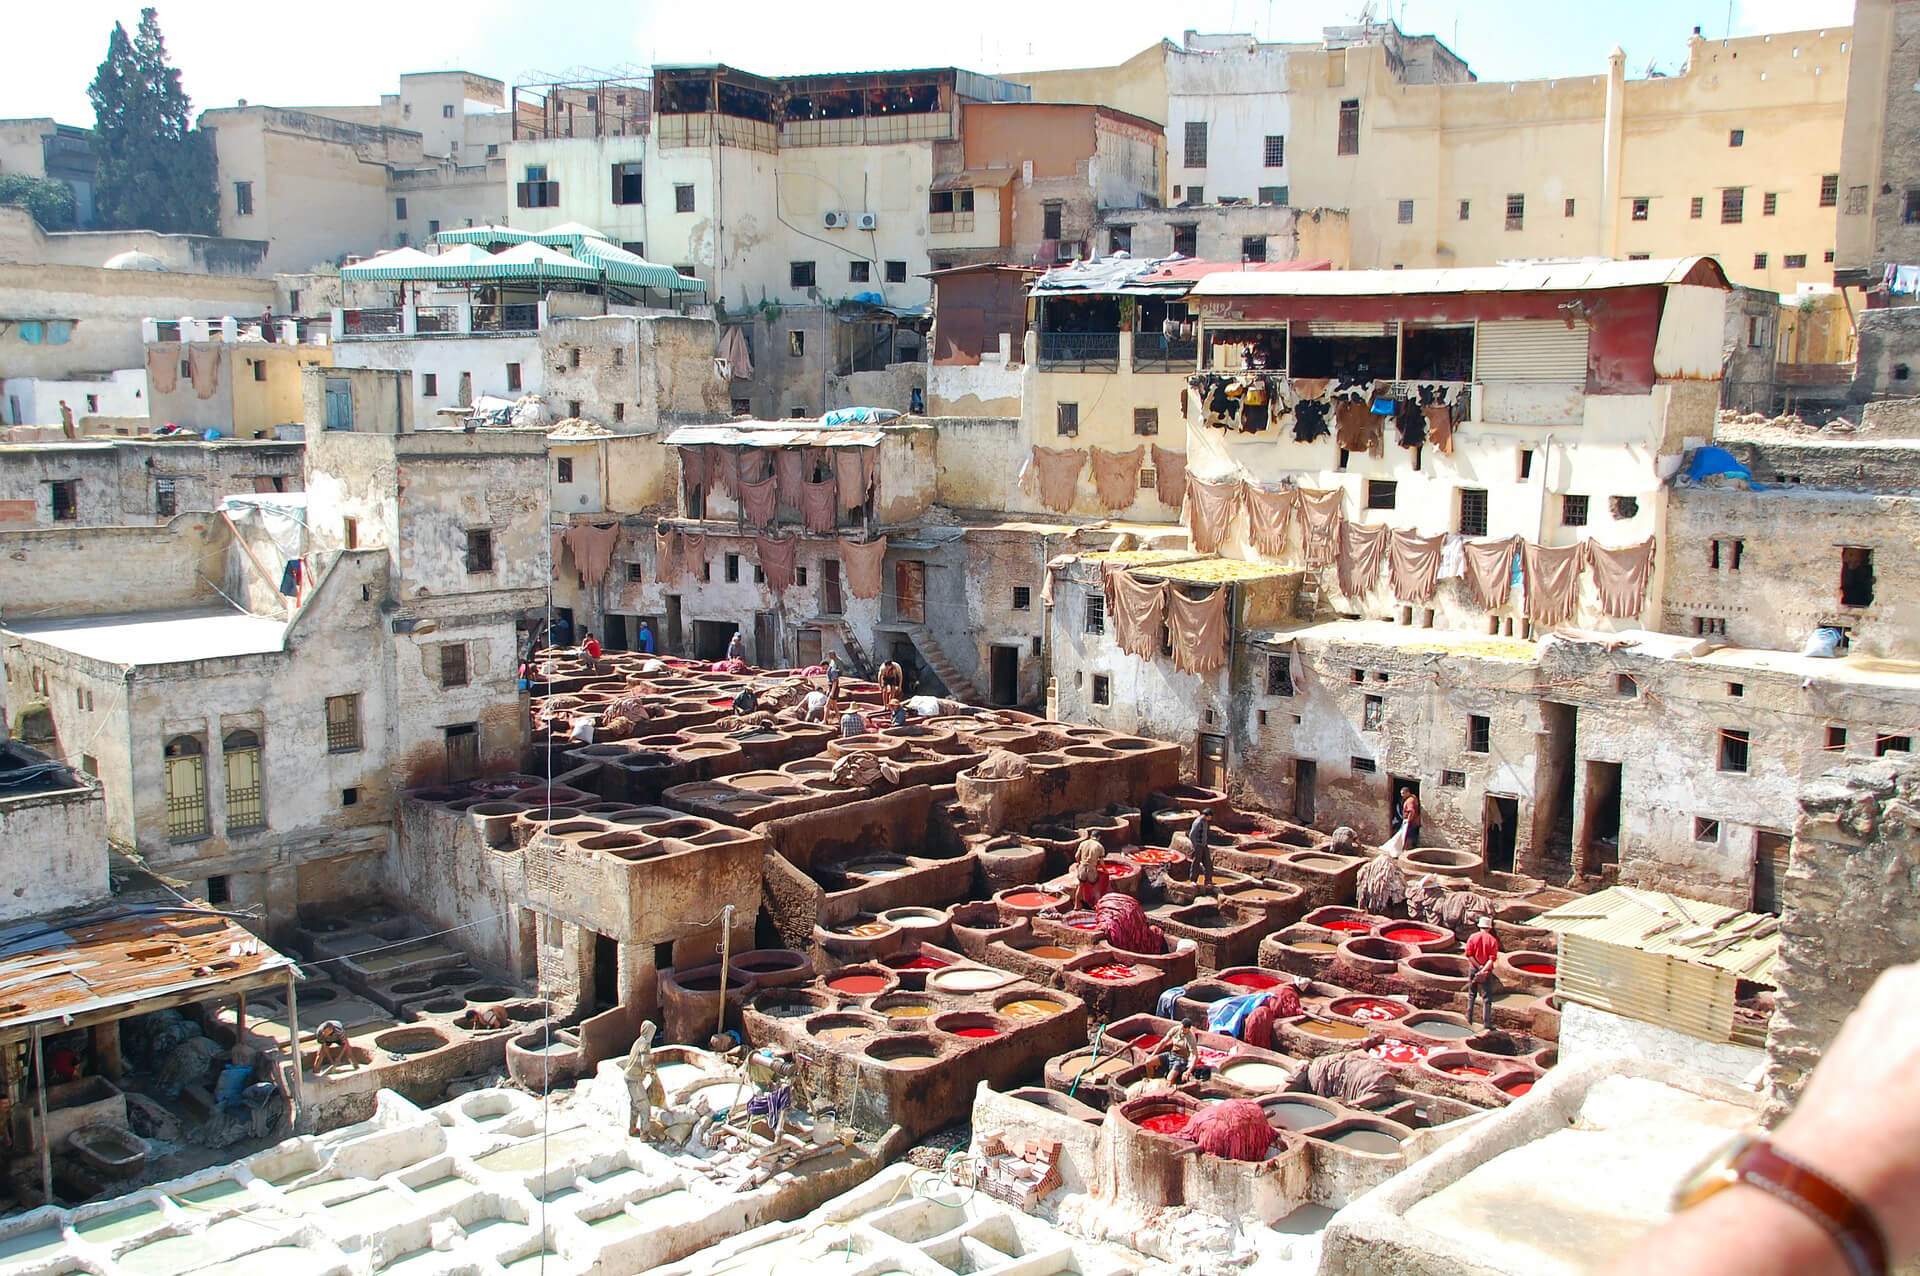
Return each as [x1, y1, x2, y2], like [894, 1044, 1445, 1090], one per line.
[1458, 488, 1488, 537]
[1241, 235, 1267, 262]
[442, 103, 455, 119]
[47, 480, 76, 522]
[1690, 195, 1705, 219]
[1729, 128, 1745, 147]
[1091, 674, 1111, 705]
[1012, 585, 1031, 611]
[1386, 197, 1412, 226]
[1353, 479, 1395, 511]
[622, 241, 645, 257]
[205, 874, 229, 906]
[1258, 186, 1288, 206]
[570, 347, 582, 368]
[1631, 197, 1649, 221]
[1616, 674, 1638, 697]
[164, 736, 208, 840]
[1561, 494, 1589, 527]
[1139, 466, 1156, 490]
[1350, 667, 1366, 684]
[1718, 728, 1750, 773]
[155, 479, 176, 518]
[289, 289, 300, 312]
[1722, 188, 1744, 224]
[1876, 733, 1913, 756]
[675, 264, 697, 278]
[1351, 755, 1376, 774]
[440, 643, 469, 688]
[1607, 495, 1639, 520]
[1171, 224, 1197, 256]
[1708, 537, 1746, 570]
[611, 161, 644, 205]
[752, 563, 764, 584]
[223, 730, 264, 832]
[1263, 134, 1285, 167]
[394, 196, 408, 221]
[1084, 594, 1105, 634]
[1337, 99, 1360, 155]
[556, 457, 574, 483]
[928, 189, 976, 214]
[626, 562, 645, 583]
[1784, 254, 1807, 270]
[674, 184, 695, 213]
[1825, 725, 1847, 751]
[1249, 655, 1289, 700]
[1762, 191, 1778, 217]
[1694, 817, 1720, 842]
[1564, 197, 1576, 218]
[1694, 616, 1727, 636]
[885, 260, 907, 283]
[465, 528, 493, 573]
[788, 330, 805, 357]
[1820, 174, 1839, 207]
[1505, 193, 1525, 231]
[81, 754, 97, 777]
[418, 371, 438, 399]
[786, 260, 816, 290]
[1362, 695, 1383, 730]
[1458, 199, 1470, 220]
[506, 363, 522, 391]
[1133, 407, 1158, 435]
[611, 402, 624, 423]
[1056, 402, 1079, 437]
[1108, 225, 1132, 253]
[1728, 682, 1746, 697]
[1183, 120, 1208, 168]
[612, 348, 624, 367]
[1754, 253, 1769, 270]
[725, 552, 740, 582]
[343, 517, 358, 550]
[444, 724, 479, 782]
[1466, 714, 1491, 754]
[320, 695, 362, 757]
[849, 260, 870, 283]
[1514, 449, 1534, 481]
[1840, 546, 1875, 606]
[1041, 202, 1063, 240]
[568, 399, 582, 418]
[234, 181, 253, 216]
[427, 219, 440, 237]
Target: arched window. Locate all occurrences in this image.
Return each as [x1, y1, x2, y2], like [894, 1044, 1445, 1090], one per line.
[222, 730, 264, 832]
[164, 735, 208, 840]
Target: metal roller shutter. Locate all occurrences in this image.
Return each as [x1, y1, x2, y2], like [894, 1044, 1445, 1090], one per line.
[1303, 320, 1393, 338]
[1475, 319, 1589, 382]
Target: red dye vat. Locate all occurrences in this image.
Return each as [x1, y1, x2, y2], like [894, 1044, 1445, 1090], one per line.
[1322, 919, 1373, 933]
[1138, 1112, 1191, 1135]
[828, 974, 889, 995]
[1130, 848, 1182, 865]
[1005, 891, 1063, 908]
[1367, 1040, 1433, 1066]
[1382, 926, 1442, 944]
[1504, 1081, 1534, 1096]
[1513, 961, 1555, 975]
[1066, 916, 1103, 931]
[953, 1027, 1000, 1039]
[1096, 862, 1131, 877]
[1339, 999, 1404, 1022]
[1084, 963, 1139, 981]
[1444, 1065, 1491, 1077]
[896, 956, 948, 970]
[1196, 1047, 1229, 1067]
[1222, 972, 1281, 989]
[1128, 1033, 1165, 1052]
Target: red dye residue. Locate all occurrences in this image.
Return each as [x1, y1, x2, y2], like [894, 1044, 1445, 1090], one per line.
[828, 974, 889, 995]
[1096, 862, 1131, 877]
[1196, 1047, 1229, 1067]
[1084, 963, 1138, 981]
[1367, 1040, 1432, 1066]
[1444, 1065, 1491, 1077]
[1503, 1081, 1534, 1096]
[1066, 916, 1103, 930]
[1128, 1033, 1165, 1052]
[1513, 961, 1555, 975]
[1130, 848, 1182, 865]
[1222, 972, 1281, 989]
[1138, 1112, 1191, 1135]
[1382, 926, 1441, 944]
[1338, 999, 1404, 1022]
[1005, 891, 1063, 908]
[953, 1027, 1000, 1039]
[896, 956, 948, 970]
[1322, 919, 1373, 933]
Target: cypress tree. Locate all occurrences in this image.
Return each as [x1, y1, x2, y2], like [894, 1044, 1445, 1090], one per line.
[87, 8, 218, 234]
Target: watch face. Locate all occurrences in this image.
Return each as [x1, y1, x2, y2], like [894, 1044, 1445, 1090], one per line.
[1672, 1130, 1759, 1212]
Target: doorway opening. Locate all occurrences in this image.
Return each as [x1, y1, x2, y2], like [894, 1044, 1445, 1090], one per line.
[603, 614, 628, 650]
[989, 644, 1019, 706]
[1536, 702, 1578, 869]
[593, 931, 620, 1010]
[753, 611, 777, 667]
[1753, 830, 1791, 914]
[1197, 732, 1228, 789]
[1293, 759, 1316, 825]
[1580, 760, 1622, 875]
[665, 596, 683, 654]
[1387, 774, 1420, 838]
[795, 627, 824, 669]
[691, 619, 733, 661]
[1484, 795, 1519, 873]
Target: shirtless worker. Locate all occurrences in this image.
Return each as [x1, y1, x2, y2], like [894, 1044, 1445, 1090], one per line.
[1073, 833, 1107, 908]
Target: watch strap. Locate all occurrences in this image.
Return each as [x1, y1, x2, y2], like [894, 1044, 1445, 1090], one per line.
[1733, 1140, 1888, 1276]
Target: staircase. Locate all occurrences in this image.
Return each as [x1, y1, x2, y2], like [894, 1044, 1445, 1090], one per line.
[1293, 569, 1323, 620]
[899, 623, 981, 702]
[820, 618, 873, 677]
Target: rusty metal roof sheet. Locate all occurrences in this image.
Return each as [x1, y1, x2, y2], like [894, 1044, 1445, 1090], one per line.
[1533, 885, 1779, 984]
[0, 907, 294, 1040]
[1189, 256, 1731, 298]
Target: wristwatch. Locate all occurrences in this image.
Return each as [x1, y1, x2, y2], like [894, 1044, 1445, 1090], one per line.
[1672, 1130, 1888, 1276]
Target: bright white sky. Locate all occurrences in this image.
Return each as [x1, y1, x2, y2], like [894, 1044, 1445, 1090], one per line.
[3, 0, 1856, 127]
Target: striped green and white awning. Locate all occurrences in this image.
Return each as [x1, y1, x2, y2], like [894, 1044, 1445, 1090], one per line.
[570, 237, 705, 293]
[431, 224, 535, 246]
[342, 238, 704, 294]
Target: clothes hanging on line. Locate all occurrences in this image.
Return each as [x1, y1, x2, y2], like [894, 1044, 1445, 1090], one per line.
[1166, 585, 1229, 675]
[1298, 488, 1344, 567]
[1463, 536, 1519, 610]
[1090, 445, 1145, 511]
[1334, 397, 1384, 457]
[1151, 445, 1188, 509]
[839, 535, 887, 599]
[1292, 398, 1332, 442]
[564, 523, 621, 587]
[756, 534, 798, 593]
[1584, 536, 1657, 618]
[1243, 484, 1298, 557]
[800, 477, 840, 533]
[1104, 565, 1167, 659]
[1523, 541, 1584, 627]
[1184, 475, 1244, 554]
[1026, 445, 1087, 513]
[739, 474, 777, 528]
[1337, 520, 1389, 597]
[1393, 399, 1428, 449]
[1388, 529, 1444, 602]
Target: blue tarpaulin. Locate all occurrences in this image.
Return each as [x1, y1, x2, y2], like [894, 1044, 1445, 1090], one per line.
[1684, 446, 1761, 489]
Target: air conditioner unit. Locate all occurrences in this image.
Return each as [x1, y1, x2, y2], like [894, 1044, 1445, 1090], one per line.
[856, 211, 878, 231]
[823, 210, 848, 229]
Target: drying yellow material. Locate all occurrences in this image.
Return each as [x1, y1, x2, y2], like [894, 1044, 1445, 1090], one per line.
[1081, 550, 1199, 565]
[1147, 558, 1295, 584]
[1392, 635, 1538, 662]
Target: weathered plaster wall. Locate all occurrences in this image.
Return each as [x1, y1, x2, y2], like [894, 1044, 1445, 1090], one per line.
[0, 771, 107, 922]
[144, 343, 331, 435]
[0, 515, 226, 619]
[329, 334, 540, 427]
[927, 353, 1022, 418]
[0, 260, 276, 381]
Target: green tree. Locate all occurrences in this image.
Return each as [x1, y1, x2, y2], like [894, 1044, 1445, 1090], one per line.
[87, 8, 217, 234]
[0, 174, 77, 231]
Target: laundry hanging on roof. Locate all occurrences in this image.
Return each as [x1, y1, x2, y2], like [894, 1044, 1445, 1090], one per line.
[1150, 445, 1187, 508]
[1388, 529, 1445, 601]
[1183, 475, 1243, 554]
[838, 535, 887, 600]
[1243, 484, 1298, 557]
[718, 326, 754, 380]
[1025, 445, 1087, 513]
[1104, 566, 1167, 660]
[1522, 541, 1584, 627]
[1333, 396, 1383, 457]
[1337, 521, 1389, 597]
[146, 345, 179, 395]
[1393, 399, 1428, 449]
[833, 447, 871, 514]
[1292, 398, 1332, 443]
[800, 475, 840, 533]
[564, 523, 622, 587]
[677, 531, 708, 582]
[1166, 585, 1230, 675]
[1584, 537, 1657, 618]
[1089, 445, 1145, 511]
[774, 449, 807, 508]
[1463, 536, 1520, 610]
[739, 474, 777, 528]
[1298, 488, 1343, 567]
[756, 534, 798, 593]
[654, 528, 678, 582]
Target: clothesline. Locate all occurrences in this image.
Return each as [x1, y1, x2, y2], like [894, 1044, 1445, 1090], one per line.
[1018, 444, 1187, 514]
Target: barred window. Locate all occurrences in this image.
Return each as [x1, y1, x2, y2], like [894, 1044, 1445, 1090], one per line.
[165, 735, 208, 841]
[326, 694, 362, 752]
[223, 730, 265, 832]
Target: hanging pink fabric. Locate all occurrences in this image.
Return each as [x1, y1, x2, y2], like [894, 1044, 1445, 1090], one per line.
[1030, 446, 1087, 512]
[1462, 537, 1519, 610]
[775, 448, 807, 507]
[740, 447, 775, 484]
[146, 345, 179, 394]
[757, 534, 798, 593]
[1388, 529, 1445, 602]
[739, 475, 777, 528]
[681, 449, 705, 508]
[1297, 488, 1343, 567]
[654, 528, 678, 582]
[839, 536, 887, 599]
[1150, 445, 1187, 509]
[189, 345, 221, 399]
[551, 529, 568, 581]
[1337, 521, 1389, 597]
[710, 445, 741, 499]
[1523, 541, 1584, 626]
[1244, 485, 1298, 557]
[1585, 537, 1657, 618]
[1183, 476, 1243, 553]
[801, 477, 840, 533]
[678, 531, 708, 581]
[564, 524, 622, 587]
[1166, 586, 1229, 675]
[1104, 566, 1166, 659]
[833, 448, 870, 514]
[1089, 445, 1144, 511]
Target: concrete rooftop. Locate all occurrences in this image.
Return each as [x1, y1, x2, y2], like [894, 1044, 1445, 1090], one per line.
[6, 608, 288, 666]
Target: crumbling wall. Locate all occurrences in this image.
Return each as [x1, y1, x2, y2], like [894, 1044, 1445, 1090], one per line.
[1765, 755, 1920, 1108]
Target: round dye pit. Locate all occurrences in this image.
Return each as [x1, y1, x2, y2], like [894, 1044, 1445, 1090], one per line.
[930, 967, 1014, 993]
[1402, 1015, 1475, 1039]
[1295, 1019, 1371, 1041]
[827, 974, 890, 996]
[953, 1027, 999, 1039]
[1381, 925, 1446, 945]
[1289, 941, 1338, 952]
[1329, 997, 1409, 1023]
[1367, 1039, 1435, 1066]
[1444, 1065, 1492, 1077]
[1513, 960, 1556, 975]
[1129, 848, 1182, 865]
[1080, 963, 1138, 981]
[1064, 914, 1103, 931]
[865, 1039, 940, 1068]
[883, 1005, 933, 1019]
[1128, 1033, 1164, 1052]
[1218, 1060, 1293, 1091]
[1321, 920, 1373, 933]
[999, 997, 1067, 1020]
[1267, 1100, 1334, 1130]
[1503, 1080, 1534, 1096]
[891, 955, 948, 971]
[1003, 891, 1063, 909]
[1063, 1053, 1131, 1081]
[1138, 1112, 1192, 1136]
[1023, 945, 1077, 960]
[1096, 862, 1132, 877]
[837, 921, 892, 938]
[1221, 971, 1281, 990]
[1231, 887, 1295, 902]
[1328, 1128, 1403, 1155]
[817, 1025, 873, 1042]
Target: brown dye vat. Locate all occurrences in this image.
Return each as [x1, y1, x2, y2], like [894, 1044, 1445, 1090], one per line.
[1405, 954, 1474, 981]
[1295, 1019, 1371, 1041]
[805, 1012, 883, 1043]
[1022, 945, 1077, 961]
[418, 997, 465, 1015]
[373, 1026, 448, 1055]
[997, 996, 1070, 1021]
[1058, 1050, 1132, 1082]
[1291, 941, 1337, 952]
[730, 950, 810, 989]
[865, 1035, 941, 1067]
[752, 990, 831, 1020]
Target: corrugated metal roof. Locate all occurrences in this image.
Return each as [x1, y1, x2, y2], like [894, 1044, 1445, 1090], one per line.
[663, 424, 885, 448]
[1188, 256, 1730, 299]
[0, 907, 294, 1040]
[1534, 885, 1779, 984]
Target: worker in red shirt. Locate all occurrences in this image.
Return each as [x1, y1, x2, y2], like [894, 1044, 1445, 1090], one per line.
[1465, 915, 1500, 1027]
[582, 630, 603, 673]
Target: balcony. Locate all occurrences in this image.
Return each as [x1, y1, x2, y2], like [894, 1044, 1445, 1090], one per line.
[1132, 335, 1199, 372]
[928, 210, 975, 235]
[331, 301, 548, 341]
[1037, 331, 1122, 371]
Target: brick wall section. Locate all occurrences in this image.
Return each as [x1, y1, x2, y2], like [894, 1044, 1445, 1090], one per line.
[1765, 756, 1920, 1112]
